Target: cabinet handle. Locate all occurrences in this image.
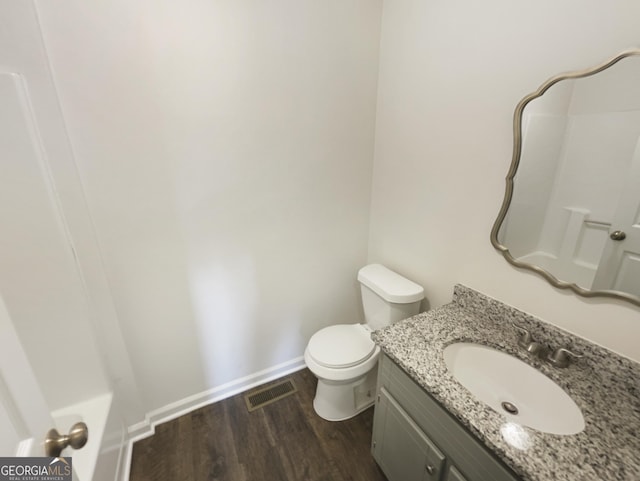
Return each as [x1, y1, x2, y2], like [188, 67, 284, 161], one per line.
[425, 464, 435, 475]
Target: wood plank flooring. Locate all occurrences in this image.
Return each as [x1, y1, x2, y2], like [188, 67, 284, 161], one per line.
[129, 369, 388, 481]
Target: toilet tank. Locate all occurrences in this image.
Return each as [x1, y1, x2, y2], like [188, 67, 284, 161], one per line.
[357, 264, 424, 330]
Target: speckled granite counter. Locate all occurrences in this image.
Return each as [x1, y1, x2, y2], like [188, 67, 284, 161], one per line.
[372, 285, 640, 481]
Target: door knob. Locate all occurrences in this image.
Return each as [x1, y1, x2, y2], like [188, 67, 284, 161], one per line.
[610, 230, 626, 241]
[44, 422, 88, 457]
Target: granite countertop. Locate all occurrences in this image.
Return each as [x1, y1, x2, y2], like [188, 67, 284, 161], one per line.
[372, 285, 640, 481]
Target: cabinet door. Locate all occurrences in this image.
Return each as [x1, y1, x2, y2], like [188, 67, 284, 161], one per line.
[446, 466, 468, 481]
[372, 388, 446, 481]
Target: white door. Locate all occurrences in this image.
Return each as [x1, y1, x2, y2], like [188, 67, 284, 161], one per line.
[592, 136, 640, 295]
[1, 4, 133, 479]
[0, 65, 56, 458]
[0, 64, 68, 459]
[0, 296, 55, 457]
[0, 8, 98, 460]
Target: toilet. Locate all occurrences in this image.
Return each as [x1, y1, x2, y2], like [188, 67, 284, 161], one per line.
[304, 264, 424, 421]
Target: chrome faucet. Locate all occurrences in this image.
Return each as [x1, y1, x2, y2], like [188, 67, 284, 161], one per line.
[512, 324, 583, 368]
[512, 323, 547, 357]
[547, 347, 583, 368]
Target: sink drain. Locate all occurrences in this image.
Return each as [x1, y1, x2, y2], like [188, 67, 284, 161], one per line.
[501, 401, 519, 415]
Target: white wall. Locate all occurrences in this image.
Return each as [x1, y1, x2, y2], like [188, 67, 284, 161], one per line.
[36, 0, 382, 414]
[369, 0, 640, 361]
[28, 0, 640, 429]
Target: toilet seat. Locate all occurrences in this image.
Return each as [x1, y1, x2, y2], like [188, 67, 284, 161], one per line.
[307, 324, 376, 369]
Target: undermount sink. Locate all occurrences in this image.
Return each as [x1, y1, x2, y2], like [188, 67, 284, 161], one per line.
[443, 342, 585, 436]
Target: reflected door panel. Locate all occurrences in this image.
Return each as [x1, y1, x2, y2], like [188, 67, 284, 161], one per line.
[592, 138, 640, 295]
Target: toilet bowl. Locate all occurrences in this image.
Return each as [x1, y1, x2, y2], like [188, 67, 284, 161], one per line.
[304, 323, 381, 421]
[305, 264, 424, 421]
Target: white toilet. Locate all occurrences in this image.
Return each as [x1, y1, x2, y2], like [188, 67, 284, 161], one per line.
[304, 264, 424, 421]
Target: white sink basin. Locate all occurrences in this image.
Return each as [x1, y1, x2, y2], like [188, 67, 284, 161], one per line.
[443, 342, 585, 435]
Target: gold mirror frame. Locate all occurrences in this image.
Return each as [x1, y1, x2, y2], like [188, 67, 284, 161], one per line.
[491, 48, 640, 308]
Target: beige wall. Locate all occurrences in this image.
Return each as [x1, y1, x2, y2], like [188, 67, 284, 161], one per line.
[36, 0, 382, 413]
[369, 0, 640, 361]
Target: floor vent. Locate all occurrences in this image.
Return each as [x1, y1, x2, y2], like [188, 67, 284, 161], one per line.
[244, 379, 297, 412]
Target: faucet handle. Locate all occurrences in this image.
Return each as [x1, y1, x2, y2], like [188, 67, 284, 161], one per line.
[512, 323, 532, 347]
[547, 347, 583, 368]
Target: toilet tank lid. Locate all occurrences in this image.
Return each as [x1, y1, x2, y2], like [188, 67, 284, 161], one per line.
[357, 264, 424, 303]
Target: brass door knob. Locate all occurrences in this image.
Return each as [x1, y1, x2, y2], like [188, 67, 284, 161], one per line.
[44, 422, 88, 457]
[610, 230, 627, 241]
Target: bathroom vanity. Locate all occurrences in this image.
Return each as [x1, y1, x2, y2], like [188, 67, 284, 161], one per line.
[372, 353, 519, 481]
[371, 285, 640, 481]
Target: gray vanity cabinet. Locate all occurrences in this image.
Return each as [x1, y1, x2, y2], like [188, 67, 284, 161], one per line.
[373, 389, 445, 480]
[371, 354, 521, 481]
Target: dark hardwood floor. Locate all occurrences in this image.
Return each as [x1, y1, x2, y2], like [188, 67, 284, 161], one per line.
[129, 369, 388, 481]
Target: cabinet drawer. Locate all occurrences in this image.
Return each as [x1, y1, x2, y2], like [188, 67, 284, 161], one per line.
[377, 354, 521, 481]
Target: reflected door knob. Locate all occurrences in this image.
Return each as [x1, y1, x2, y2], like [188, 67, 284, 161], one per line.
[610, 230, 627, 241]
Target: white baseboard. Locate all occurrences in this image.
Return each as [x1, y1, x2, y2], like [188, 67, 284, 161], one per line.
[120, 356, 307, 481]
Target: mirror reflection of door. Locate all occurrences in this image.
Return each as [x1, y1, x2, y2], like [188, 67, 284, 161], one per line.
[592, 137, 640, 295]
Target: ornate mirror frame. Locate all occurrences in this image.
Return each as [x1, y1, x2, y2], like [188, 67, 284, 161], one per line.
[491, 48, 640, 307]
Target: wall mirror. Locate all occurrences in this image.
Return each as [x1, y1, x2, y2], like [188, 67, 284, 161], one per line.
[491, 48, 640, 307]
